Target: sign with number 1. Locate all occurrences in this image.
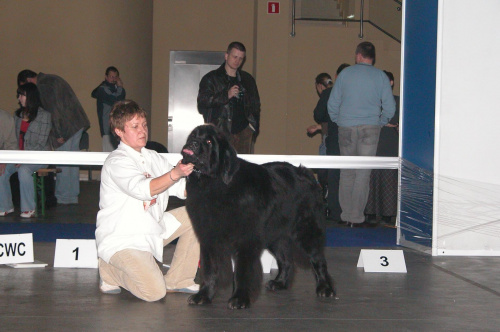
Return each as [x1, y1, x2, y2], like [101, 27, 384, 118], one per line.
[54, 239, 98, 268]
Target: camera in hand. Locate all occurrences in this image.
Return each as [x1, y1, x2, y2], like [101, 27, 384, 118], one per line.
[236, 85, 245, 99]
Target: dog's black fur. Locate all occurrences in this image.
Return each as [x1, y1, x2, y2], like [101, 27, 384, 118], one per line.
[181, 125, 335, 309]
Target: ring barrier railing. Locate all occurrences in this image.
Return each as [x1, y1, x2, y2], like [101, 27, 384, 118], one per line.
[0, 150, 399, 170]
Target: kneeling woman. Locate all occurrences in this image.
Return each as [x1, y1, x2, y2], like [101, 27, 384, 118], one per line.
[95, 100, 200, 302]
[0, 83, 51, 218]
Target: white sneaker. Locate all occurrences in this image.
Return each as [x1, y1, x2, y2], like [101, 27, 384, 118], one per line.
[166, 284, 200, 294]
[99, 279, 121, 294]
[20, 210, 36, 218]
[0, 208, 14, 217]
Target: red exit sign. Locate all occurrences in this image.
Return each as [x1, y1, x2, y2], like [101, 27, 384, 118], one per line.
[268, 1, 280, 14]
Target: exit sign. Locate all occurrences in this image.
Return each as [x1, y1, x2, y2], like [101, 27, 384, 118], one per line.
[268, 1, 280, 14]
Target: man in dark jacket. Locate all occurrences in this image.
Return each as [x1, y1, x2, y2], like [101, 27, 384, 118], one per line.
[197, 41, 261, 154]
[17, 69, 90, 205]
[91, 66, 125, 151]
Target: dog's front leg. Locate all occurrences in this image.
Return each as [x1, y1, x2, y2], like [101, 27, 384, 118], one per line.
[228, 246, 263, 309]
[188, 248, 217, 305]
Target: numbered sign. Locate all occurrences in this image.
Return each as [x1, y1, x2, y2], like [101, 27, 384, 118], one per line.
[232, 250, 278, 273]
[0, 233, 34, 264]
[357, 249, 407, 273]
[261, 250, 278, 273]
[54, 239, 98, 268]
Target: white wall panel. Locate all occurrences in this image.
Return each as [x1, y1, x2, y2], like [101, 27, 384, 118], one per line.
[434, 0, 500, 255]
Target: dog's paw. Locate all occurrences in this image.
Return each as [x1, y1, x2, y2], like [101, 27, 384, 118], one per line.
[227, 295, 251, 309]
[316, 281, 336, 298]
[265, 280, 287, 291]
[188, 293, 212, 305]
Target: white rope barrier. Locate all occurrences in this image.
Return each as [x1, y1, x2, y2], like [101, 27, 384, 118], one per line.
[0, 150, 399, 169]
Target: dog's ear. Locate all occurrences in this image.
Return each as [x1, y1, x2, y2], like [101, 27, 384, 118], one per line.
[221, 145, 239, 185]
[218, 133, 239, 185]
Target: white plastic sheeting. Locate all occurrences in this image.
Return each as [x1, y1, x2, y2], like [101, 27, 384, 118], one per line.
[434, 176, 500, 256]
[398, 159, 433, 254]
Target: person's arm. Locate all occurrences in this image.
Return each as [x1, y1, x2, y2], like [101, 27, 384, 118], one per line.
[246, 74, 261, 135]
[197, 74, 228, 121]
[314, 88, 331, 124]
[149, 160, 193, 196]
[28, 110, 52, 151]
[379, 75, 396, 126]
[91, 82, 104, 99]
[327, 81, 342, 124]
[95, 85, 126, 106]
[2, 113, 18, 150]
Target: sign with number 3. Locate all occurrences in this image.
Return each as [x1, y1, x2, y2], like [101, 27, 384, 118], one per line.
[357, 249, 407, 273]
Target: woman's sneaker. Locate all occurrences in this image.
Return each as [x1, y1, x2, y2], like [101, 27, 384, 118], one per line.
[20, 210, 36, 218]
[0, 208, 15, 217]
[166, 284, 200, 294]
[99, 279, 121, 294]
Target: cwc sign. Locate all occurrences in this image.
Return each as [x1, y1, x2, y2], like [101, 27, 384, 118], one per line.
[0, 233, 34, 264]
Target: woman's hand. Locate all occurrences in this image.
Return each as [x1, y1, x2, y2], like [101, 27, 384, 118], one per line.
[170, 160, 194, 181]
[307, 124, 321, 134]
[150, 160, 196, 196]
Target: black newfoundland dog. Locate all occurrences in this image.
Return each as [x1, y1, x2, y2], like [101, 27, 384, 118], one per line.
[181, 125, 335, 309]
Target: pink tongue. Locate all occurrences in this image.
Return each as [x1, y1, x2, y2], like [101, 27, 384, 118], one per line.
[182, 148, 194, 155]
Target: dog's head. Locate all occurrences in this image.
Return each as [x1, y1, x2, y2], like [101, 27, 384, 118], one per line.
[181, 124, 239, 184]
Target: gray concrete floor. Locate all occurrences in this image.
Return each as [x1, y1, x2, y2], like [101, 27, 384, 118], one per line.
[1, 180, 500, 331]
[1, 243, 500, 331]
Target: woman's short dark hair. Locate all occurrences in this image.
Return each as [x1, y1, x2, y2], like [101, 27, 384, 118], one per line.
[336, 63, 350, 76]
[384, 70, 394, 82]
[315, 73, 333, 88]
[110, 100, 147, 138]
[16, 83, 41, 122]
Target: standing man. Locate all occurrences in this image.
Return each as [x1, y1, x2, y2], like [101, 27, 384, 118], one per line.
[197, 41, 261, 154]
[91, 66, 126, 152]
[327, 42, 396, 227]
[17, 70, 90, 205]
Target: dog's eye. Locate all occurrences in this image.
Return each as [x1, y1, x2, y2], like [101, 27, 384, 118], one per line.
[206, 140, 212, 145]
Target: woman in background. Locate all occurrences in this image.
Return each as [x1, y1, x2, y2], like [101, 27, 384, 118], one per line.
[307, 65, 350, 223]
[365, 71, 400, 226]
[0, 83, 51, 218]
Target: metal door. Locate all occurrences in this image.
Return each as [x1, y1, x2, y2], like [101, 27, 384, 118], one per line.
[168, 51, 225, 153]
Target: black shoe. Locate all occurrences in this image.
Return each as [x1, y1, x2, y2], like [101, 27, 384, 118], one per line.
[381, 216, 396, 228]
[347, 221, 378, 228]
[337, 220, 349, 226]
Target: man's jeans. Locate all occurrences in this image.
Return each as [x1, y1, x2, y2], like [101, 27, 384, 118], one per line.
[338, 125, 381, 223]
[55, 128, 84, 204]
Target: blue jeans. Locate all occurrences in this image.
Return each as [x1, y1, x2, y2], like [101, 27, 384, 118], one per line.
[0, 163, 47, 212]
[319, 135, 327, 156]
[338, 125, 381, 223]
[55, 128, 84, 204]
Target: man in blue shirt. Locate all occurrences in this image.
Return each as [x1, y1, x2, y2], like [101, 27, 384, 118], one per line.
[327, 42, 396, 227]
